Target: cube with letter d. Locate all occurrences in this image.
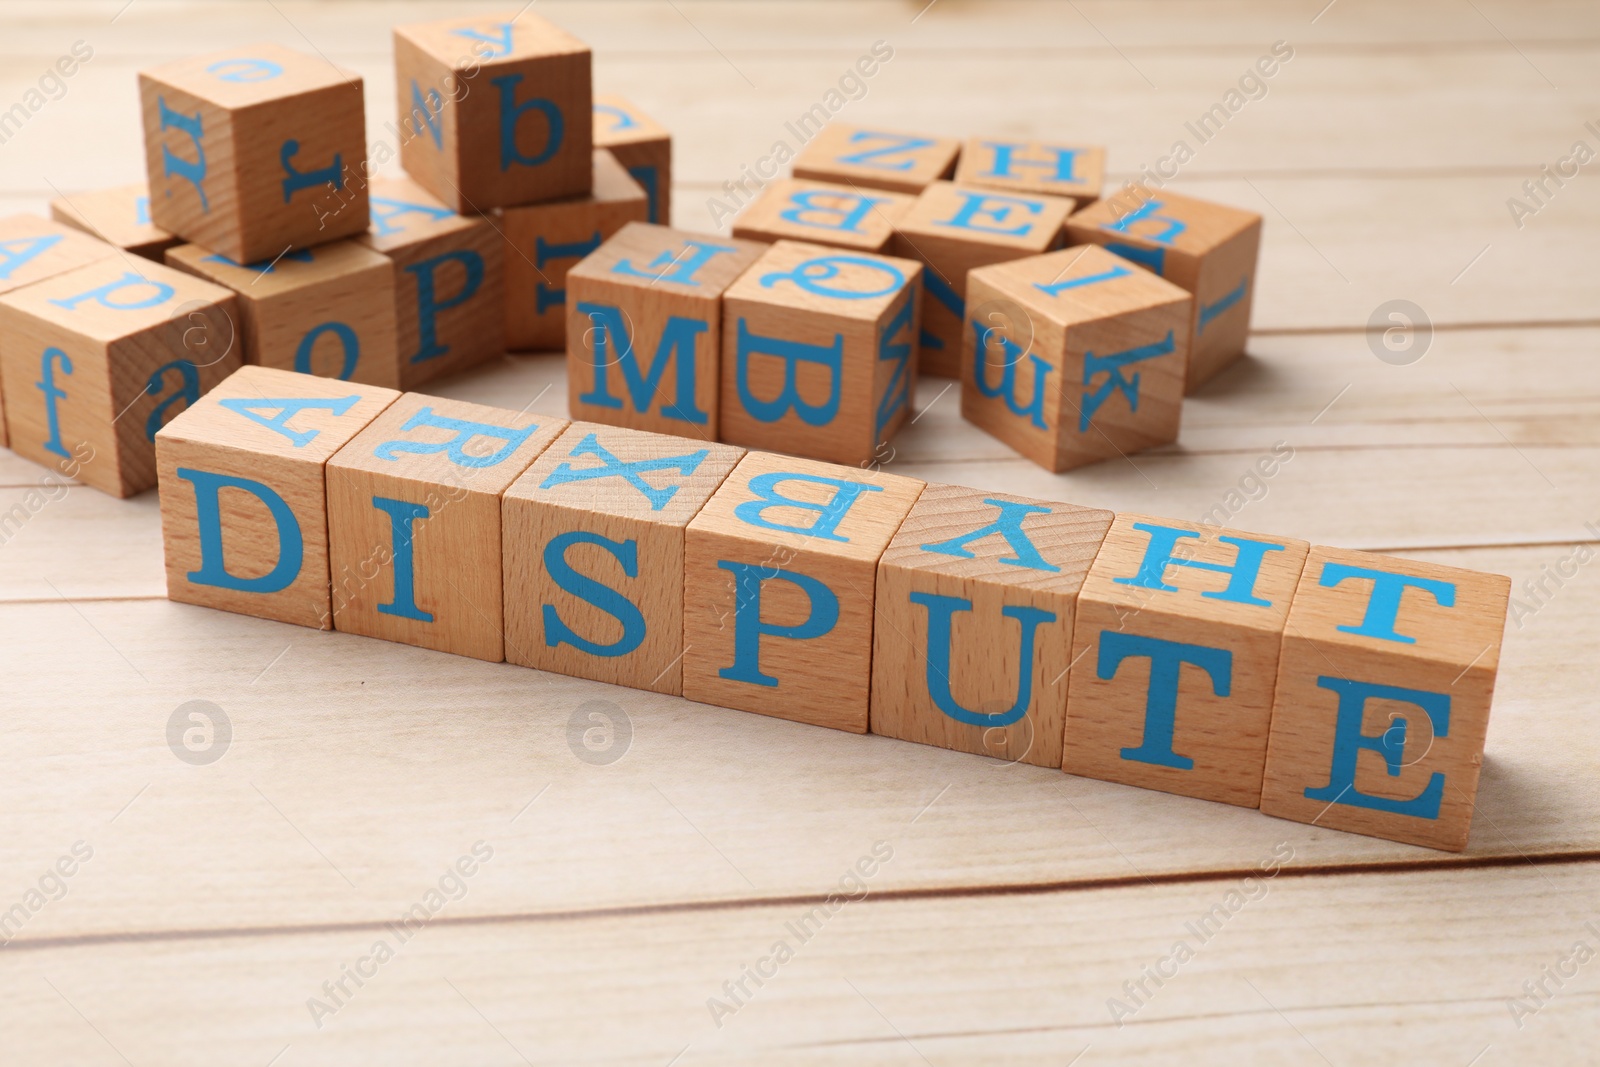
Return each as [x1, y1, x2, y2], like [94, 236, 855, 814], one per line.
[1260, 547, 1511, 851]
[155, 366, 399, 628]
[682, 452, 923, 732]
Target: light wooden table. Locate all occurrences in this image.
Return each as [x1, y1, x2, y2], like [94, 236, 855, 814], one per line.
[1, 1, 1597, 1063]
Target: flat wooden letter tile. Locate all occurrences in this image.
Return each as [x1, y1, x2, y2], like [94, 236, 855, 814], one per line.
[963, 245, 1190, 472]
[890, 181, 1074, 378]
[566, 221, 765, 439]
[720, 239, 922, 467]
[731, 179, 914, 253]
[155, 366, 400, 628]
[791, 125, 962, 194]
[1065, 188, 1262, 392]
[593, 93, 672, 225]
[1259, 547, 1511, 851]
[139, 43, 369, 263]
[503, 422, 744, 692]
[358, 176, 505, 389]
[394, 11, 592, 212]
[0, 259, 241, 496]
[1065, 514, 1310, 806]
[48, 187, 178, 262]
[325, 393, 565, 660]
[682, 451, 923, 732]
[954, 139, 1104, 206]
[872, 484, 1112, 768]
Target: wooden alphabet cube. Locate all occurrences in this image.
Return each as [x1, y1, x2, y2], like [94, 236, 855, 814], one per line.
[0, 259, 241, 496]
[394, 11, 591, 212]
[720, 239, 921, 467]
[503, 422, 744, 691]
[155, 366, 399, 627]
[954, 139, 1104, 206]
[1064, 514, 1310, 806]
[326, 393, 565, 660]
[963, 245, 1190, 472]
[167, 239, 401, 388]
[502, 149, 647, 351]
[50, 183, 180, 262]
[1260, 548, 1511, 851]
[732, 179, 914, 253]
[871, 484, 1112, 768]
[0, 214, 120, 297]
[890, 181, 1074, 378]
[682, 451, 924, 732]
[792, 125, 962, 194]
[139, 43, 369, 264]
[566, 222, 765, 439]
[1065, 188, 1262, 392]
[594, 93, 671, 225]
[358, 176, 505, 389]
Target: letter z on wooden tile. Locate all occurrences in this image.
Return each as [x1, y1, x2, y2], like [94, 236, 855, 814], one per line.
[325, 393, 565, 660]
[1259, 547, 1511, 851]
[791, 125, 962, 195]
[682, 451, 924, 732]
[1065, 515, 1309, 807]
[155, 366, 399, 628]
[503, 422, 744, 692]
[872, 484, 1113, 768]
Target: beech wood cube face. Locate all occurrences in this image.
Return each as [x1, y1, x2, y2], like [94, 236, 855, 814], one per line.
[1065, 515, 1310, 807]
[682, 451, 924, 732]
[50, 184, 179, 262]
[0, 214, 119, 298]
[502, 149, 647, 351]
[566, 222, 765, 439]
[955, 139, 1105, 206]
[167, 240, 401, 388]
[791, 125, 962, 194]
[139, 43, 369, 264]
[720, 239, 921, 467]
[1066, 188, 1262, 392]
[890, 181, 1074, 378]
[731, 179, 914, 253]
[155, 365, 399, 628]
[872, 484, 1112, 768]
[1260, 548, 1511, 851]
[0, 259, 240, 496]
[326, 393, 565, 660]
[359, 176, 505, 389]
[394, 11, 592, 212]
[593, 93, 672, 225]
[962, 245, 1190, 472]
[503, 422, 744, 692]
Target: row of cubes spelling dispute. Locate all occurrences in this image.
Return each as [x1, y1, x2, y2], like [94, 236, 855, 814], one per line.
[0, 12, 667, 496]
[157, 364, 1510, 854]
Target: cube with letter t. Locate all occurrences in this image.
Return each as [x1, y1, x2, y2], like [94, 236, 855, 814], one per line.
[682, 451, 923, 732]
[1260, 547, 1510, 851]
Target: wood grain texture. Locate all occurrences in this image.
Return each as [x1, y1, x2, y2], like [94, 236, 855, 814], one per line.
[49, 181, 180, 262]
[0, 213, 121, 297]
[954, 137, 1106, 206]
[791, 123, 962, 195]
[594, 92, 673, 225]
[731, 178, 915, 253]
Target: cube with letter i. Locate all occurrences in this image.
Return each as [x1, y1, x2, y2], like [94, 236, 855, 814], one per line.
[890, 181, 1075, 378]
[325, 394, 566, 661]
[358, 176, 505, 389]
[732, 179, 914, 253]
[502, 149, 647, 351]
[593, 93, 672, 225]
[502, 422, 745, 692]
[1064, 515, 1310, 806]
[721, 239, 921, 467]
[50, 184, 180, 262]
[792, 125, 962, 194]
[1259, 548, 1511, 851]
[963, 245, 1190, 472]
[871, 484, 1113, 768]
[155, 366, 400, 628]
[0, 259, 241, 496]
[683, 451, 924, 732]
[393, 10, 592, 211]
[139, 43, 369, 264]
[1065, 188, 1261, 393]
[566, 222, 765, 439]
[954, 139, 1104, 207]
[166, 240, 400, 388]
